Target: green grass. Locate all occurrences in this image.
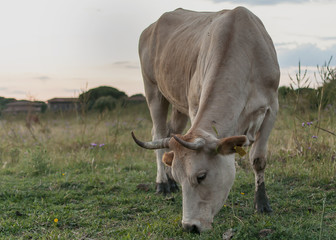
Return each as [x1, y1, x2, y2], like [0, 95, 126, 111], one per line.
[0, 103, 335, 239]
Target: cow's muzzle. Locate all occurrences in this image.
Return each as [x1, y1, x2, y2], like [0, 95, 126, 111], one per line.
[182, 223, 200, 234]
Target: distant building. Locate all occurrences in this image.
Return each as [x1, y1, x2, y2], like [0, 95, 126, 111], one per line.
[3, 101, 43, 114]
[47, 98, 80, 112]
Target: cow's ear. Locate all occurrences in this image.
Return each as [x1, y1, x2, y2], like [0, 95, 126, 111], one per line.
[216, 136, 248, 155]
[162, 151, 174, 166]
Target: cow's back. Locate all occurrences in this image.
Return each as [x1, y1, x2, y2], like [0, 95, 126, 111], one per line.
[139, 7, 279, 118]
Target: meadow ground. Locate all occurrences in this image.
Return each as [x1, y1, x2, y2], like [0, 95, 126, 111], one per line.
[0, 102, 335, 239]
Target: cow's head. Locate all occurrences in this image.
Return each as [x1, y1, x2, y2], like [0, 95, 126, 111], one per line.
[131, 131, 247, 233]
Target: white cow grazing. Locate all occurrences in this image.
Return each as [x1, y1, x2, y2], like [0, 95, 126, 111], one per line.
[132, 6, 280, 233]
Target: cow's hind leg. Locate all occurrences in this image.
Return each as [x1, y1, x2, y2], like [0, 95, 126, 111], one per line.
[166, 108, 188, 192]
[249, 106, 277, 213]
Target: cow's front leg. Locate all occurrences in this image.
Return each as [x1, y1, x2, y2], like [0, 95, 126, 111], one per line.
[155, 149, 174, 194]
[143, 82, 183, 194]
[155, 148, 179, 194]
[162, 108, 188, 193]
[146, 94, 177, 194]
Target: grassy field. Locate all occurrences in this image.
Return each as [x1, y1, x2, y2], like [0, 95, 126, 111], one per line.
[0, 102, 335, 239]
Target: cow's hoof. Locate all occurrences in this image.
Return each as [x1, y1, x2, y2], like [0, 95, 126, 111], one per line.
[254, 182, 273, 213]
[156, 179, 179, 195]
[168, 178, 179, 192]
[156, 182, 171, 195]
[255, 200, 273, 213]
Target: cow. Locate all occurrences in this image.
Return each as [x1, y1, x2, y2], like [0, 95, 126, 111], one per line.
[132, 6, 280, 233]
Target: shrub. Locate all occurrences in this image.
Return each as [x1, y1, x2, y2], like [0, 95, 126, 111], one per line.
[278, 86, 293, 99]
[92, 96, 117, 113]
[283, 60, 336, 112]
[30, 147, 51, 176]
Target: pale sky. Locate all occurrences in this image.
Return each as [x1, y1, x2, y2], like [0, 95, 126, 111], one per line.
[0, 0, 335, 101]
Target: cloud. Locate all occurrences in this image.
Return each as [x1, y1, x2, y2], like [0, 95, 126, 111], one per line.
[289, 33, 336, 43]
[10, 90, 26, 95]
[112, 61, 140, 69]
[113, 61, 129, 65]
[35, 76, 50, 82]
[320, 36, 336, 41]
[277, 43, 336, 68]
[210, 0, 333, 5]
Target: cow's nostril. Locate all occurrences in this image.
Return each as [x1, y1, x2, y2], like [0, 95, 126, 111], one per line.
[191, 224, 200, 234]
[183, 223, 200, 234]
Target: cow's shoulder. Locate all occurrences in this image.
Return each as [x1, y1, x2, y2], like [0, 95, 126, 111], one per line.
[230, 6, 254, 17]
[156, 8, 206, 30]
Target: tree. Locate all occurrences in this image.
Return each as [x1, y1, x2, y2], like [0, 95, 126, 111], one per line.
[0, 97, 16, 114]
[79, 86, 127, 110]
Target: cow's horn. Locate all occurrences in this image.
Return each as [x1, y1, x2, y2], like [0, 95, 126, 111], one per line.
[131, 131, 170, 149]
[173, 135, 205, 150]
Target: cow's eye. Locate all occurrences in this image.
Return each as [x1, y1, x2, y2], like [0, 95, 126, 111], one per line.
[197, 173, 207, 184]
